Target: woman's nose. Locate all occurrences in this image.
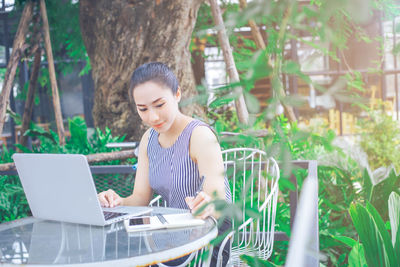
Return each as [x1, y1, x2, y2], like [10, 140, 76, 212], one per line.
[148, 109, 160, 122]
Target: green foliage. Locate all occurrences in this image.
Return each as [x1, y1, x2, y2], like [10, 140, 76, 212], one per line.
[0, 116, 130, 222]
[10, 0, 89, 102]
[195, 0, 400, 265]
[358, 110, 400, 171]
[363, 169, 400, 220]
[0, 173, 30, 222]
[241, 254, 277, 266]
[317, 165, 361, 266]
[44, 0, 88, 72]
[209, 109, 397, 266]
[346, 193, 400, 267]
[209, 110, 351, 265]
[0, 146, 31, 222]
[20, 116, 126, 156]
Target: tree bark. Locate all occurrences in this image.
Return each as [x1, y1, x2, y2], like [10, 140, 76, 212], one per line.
[19, 47, 41, 147]
[40, 0, 66, 145]
[79, 0, 204, 141]
[209, 0, 249, 125]
[86, 149, 135, 163]
[239, 0, 297, 123]
[238, 0, 266, 50]
[0, 150, 136, 172]
[0, 1, 34, 137]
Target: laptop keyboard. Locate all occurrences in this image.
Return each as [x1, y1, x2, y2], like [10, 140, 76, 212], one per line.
[103, 211, 128, 220]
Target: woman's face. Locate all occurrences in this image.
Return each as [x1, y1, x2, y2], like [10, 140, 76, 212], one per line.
[133, 81, 181, 133]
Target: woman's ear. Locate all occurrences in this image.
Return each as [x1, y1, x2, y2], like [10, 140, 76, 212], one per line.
[175, 87, 182, 102]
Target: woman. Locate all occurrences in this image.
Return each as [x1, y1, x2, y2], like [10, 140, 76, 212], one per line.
[98, 62, 232, 266]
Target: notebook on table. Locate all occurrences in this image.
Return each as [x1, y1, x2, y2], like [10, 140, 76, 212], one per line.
[13, 153, 151, 226]
[124, 213, 206, 232]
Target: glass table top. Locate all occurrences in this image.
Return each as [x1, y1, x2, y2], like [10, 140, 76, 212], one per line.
[0, 207, 217, 266]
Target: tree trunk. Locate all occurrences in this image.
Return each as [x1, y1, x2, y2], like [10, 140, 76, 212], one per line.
[0, 1, 34, 137]
[40, 0, 66, 145]
[19, 47, 41, 147]
[209, 0, 249, 125]
[239, 0, 297, 123]
[79, 0, 204, 141]
[0, 150, 136, 172]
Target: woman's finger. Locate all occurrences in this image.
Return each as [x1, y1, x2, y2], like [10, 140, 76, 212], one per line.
[191, 194, 211, 214]
[103, 193, 112, 207]
[190, 192, 210, 209]
[200, 205, 215, 220]
[185, 196, 195, 209]
[98, 192, 108, 207]
[112, 193, 123, 207]
[104, 189, 117, 208]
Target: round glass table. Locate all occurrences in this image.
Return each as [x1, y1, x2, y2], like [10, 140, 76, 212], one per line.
[0, 207, 218, 266]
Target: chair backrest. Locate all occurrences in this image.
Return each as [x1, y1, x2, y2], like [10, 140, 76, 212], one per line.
[221, 147, 280, 261]
[222, 147, 280, 217]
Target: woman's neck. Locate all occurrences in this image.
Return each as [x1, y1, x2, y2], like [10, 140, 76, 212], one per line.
[159, 113, 192, 141]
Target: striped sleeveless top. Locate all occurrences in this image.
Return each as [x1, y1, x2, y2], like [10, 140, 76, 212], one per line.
[147, 120, 232, 209]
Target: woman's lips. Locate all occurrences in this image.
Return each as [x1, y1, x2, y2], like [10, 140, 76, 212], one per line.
[153, 122, 164, 128]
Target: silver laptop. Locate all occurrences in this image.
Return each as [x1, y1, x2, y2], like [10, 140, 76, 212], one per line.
[13, 153, 151, 226]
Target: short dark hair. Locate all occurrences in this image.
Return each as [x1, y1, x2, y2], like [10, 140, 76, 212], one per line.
[129, 62, 179, 103]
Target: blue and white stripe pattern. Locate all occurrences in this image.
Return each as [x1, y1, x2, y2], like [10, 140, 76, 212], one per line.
[147, 120, 232, 209]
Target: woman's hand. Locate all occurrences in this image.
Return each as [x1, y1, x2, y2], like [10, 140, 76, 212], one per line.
[185, 192, 215, 219]
[98, 189, 123, 208]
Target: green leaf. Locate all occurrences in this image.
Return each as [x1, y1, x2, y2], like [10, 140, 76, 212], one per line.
[349, 203, 390, 267]
[348, 242, 368, 267]
[25, 129, 57, 144]
[303, 6, 318, 18]
[366, 202, 397, 266]
[281, 60, 300, 74]
[209, 93, 237, 108]
[395, 221, 400, 266]
[370, 169, 400, 220]
[388, 191, 400, 262]
[278, 177, 296, 191]
[363, 169, 373, 202]
[244, 91, 260, 114]
[240, 254, 276, 266]
[0, 193, 10, 210]
[281, 60, 311, 83]
[388, 192, 400, 244]
[68, 116, 88, 148]
[6, 109, 22, 125]
[332, 235, 358, 248]
[14, 144, 32, 153]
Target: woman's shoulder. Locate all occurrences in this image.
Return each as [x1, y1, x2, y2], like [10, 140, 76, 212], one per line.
[191, 122, 218, 145]
[138, 128, 153, 148]
[142, 128, 152, 140]
[189, 121, 221, 162]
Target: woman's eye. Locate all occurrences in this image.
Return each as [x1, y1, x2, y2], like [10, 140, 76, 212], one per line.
[138, 108, 147, 112]
[156, 103, 165, 108]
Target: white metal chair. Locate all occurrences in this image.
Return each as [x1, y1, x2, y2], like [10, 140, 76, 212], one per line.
[148, 195, 168, 207]
[217, 147, 280, 266]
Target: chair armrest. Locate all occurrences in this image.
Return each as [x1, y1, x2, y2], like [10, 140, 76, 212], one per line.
[258, 182, 279, 212]
[215, 229, 235, 266]
[149, 195, 162, 206]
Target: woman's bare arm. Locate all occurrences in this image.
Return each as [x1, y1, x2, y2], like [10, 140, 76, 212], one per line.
[186, 126, 226, 218]
[98, 129, 153, 207]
